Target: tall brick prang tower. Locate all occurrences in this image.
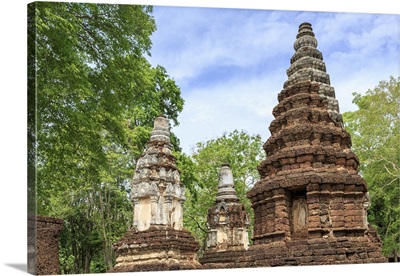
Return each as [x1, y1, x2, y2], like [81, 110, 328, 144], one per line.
[244, 22, 386, 265]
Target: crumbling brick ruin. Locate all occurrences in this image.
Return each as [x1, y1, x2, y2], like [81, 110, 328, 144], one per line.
[110, 115, 201, 272]
[26, 21, 387, 276]
[110, 22, 386, 272]
[28, 215, 64, 275]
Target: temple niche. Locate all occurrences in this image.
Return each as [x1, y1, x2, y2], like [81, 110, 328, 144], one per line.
[110, 115, 201, 273]
[204, 164, 250, 251]
[292, 193, 308, 238]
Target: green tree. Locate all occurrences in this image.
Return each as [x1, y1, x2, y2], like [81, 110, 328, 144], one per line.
[28, 2, 184, 273]
[343, 76, 400, 258]
[178, 130, 265, 254]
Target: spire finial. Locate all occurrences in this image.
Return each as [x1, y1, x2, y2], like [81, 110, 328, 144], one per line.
[150, 115, 170, 143]
[216, 164, 239, 202]
[294, 22, 317, 51]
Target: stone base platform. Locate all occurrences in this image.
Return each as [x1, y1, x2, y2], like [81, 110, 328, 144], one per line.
[200, 229, 386, 269]
[110, 225, 201, 272]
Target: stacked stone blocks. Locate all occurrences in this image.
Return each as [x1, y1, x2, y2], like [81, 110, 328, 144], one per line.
[111, 226, 200, 272]
[204, 164, 250, 252]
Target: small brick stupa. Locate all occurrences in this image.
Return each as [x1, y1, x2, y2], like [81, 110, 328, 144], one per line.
[110, 115, 201, 272]
[205, 164, 250, 251]
[244, 22, 386, 266]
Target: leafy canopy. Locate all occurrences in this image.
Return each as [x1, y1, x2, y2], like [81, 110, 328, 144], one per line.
[28, 2, 184, 273]
[343, 76, 400, 257]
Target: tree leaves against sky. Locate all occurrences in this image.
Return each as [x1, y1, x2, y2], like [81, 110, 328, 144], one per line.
[343, 76, 400, 257]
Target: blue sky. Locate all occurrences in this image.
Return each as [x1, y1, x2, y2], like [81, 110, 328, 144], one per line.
[145, 5, 399, 154]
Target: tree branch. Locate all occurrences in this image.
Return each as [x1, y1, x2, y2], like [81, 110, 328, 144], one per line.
[186, 214, 208, 234]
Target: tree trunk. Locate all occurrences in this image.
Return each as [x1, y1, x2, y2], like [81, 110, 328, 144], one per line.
[99, 190, 114, 270]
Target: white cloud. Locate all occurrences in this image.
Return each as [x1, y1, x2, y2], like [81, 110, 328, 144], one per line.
[311, 13, 399, 112]
[172, 70, 285, 153]
[149, 8, 296, 86]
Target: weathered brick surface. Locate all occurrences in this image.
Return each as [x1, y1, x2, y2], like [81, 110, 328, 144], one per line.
[28, 215, 64, 275]
[111, 23, 387, 273]
[201, 236, 386, 269]
[110, 225, 201, 272]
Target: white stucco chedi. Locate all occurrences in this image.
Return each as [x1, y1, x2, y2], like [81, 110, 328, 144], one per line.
[130, 115, 185, 231]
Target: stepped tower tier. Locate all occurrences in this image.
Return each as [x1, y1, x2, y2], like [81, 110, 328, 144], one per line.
[247, 22, 383, 250]
[110, 115, 201, 272]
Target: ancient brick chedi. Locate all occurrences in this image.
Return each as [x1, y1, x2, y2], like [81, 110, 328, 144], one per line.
[110, 115, 200, 272]
[243, 22, 386, 265]
[199, 22, 386, 269]
[204, 164, 250, 251]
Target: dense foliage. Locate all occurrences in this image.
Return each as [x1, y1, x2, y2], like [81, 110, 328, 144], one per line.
[28, 2, 183, 273]
[343, 76, 400, 258]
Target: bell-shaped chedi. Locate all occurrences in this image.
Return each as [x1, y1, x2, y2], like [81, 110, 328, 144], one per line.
[110, 115, 201, 272]
[205, 164, 250, 251]
[245, 22, 386, 265]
